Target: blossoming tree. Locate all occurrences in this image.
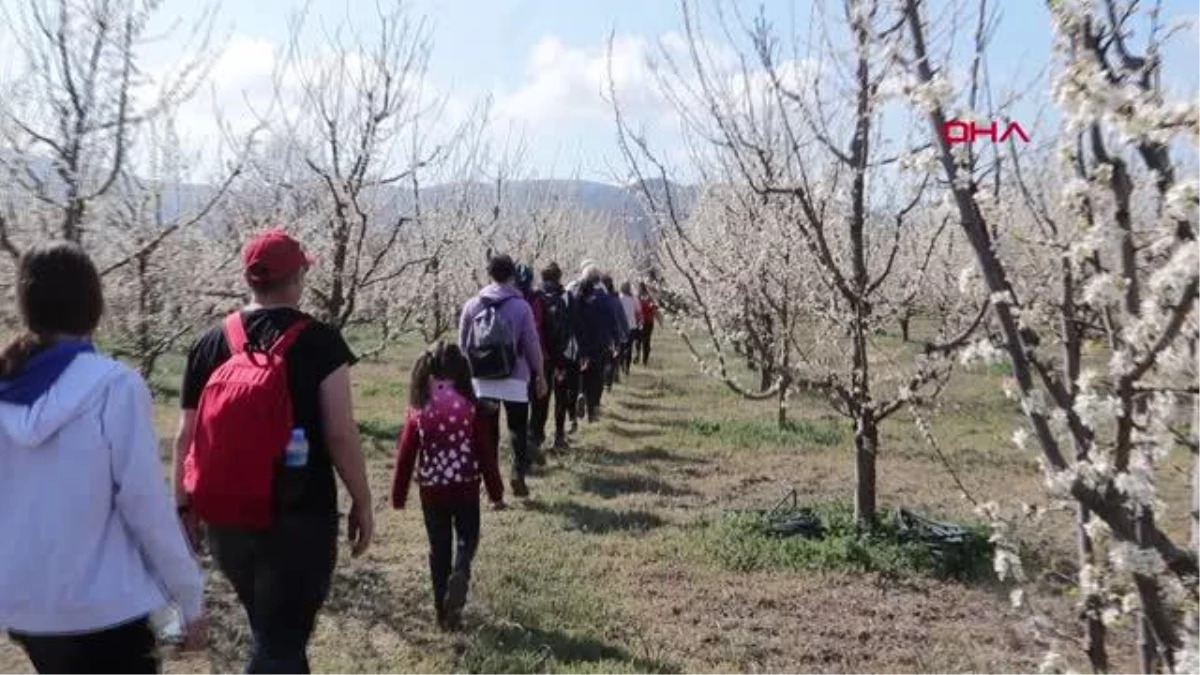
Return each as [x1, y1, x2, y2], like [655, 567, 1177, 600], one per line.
[611, 0, 987, 526]
[901, 0, 1198, 670]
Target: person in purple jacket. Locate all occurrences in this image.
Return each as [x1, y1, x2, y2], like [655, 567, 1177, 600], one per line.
[458, 254, 547, 498]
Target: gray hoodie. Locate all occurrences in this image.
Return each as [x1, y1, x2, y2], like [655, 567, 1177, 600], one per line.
[0, 353, 204, 633]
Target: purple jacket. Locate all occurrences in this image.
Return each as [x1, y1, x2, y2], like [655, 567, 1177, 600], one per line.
[459, 283, 543, 383]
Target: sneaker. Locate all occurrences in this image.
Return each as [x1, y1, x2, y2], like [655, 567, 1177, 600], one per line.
[511, 476, 530, 498]
[568, 420, 579, 435]
[575, 394, 587, 421]
[444, 572, 469, 629]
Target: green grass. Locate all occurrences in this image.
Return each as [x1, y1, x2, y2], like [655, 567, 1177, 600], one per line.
[693, 502, 993, 581]
[684, 417, 843, 448]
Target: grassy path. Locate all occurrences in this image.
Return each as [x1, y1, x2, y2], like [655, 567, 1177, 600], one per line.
[5, 334, 1190, 672]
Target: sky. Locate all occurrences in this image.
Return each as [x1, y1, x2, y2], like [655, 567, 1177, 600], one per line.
[2, 0, 1197, 183]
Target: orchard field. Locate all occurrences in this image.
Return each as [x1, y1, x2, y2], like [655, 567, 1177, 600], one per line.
[1, 0, 1197, 672]
[1, 331, 1193, 673]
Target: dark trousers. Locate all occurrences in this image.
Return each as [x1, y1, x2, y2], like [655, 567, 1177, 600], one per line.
[622, 331, 640, 374]
[208, 513, 338, 674]
[555, 361, 580, 435]
[531, 362, 579, 442]
[481, 398, 530, 478]
[581, 358, 606, 420]
[528, 381, 549, 447]
[639, 324, 654, 364]
[9, 617, 158, 674]
[422, 500, 481, 608]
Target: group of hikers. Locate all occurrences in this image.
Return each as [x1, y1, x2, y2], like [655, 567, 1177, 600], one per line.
[0, 230, 657, 673]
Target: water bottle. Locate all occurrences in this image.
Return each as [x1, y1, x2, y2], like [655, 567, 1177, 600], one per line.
[284, 428, 309, 468]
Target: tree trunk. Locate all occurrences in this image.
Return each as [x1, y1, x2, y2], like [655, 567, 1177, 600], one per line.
[1190, 336, 1200, 552]
[854, 413, 879, 527]
[899, 314, 911, 342]
[135, 252, 156, 380]
[1078, 508, 1109, 673]
[761, 363, 773, 393]
[777, 381, 788, 428]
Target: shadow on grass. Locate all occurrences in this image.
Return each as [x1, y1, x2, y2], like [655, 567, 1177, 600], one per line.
[608, 423, 664, 441]
[460, 622, 676, 673]
[319, 564, 439, 669]
[572, 444, 707, 468]
[619, 399, 676, 414]
[526, 499, 666, 534]
[602, 408, 677, 429]
[578, 472, 697, 499]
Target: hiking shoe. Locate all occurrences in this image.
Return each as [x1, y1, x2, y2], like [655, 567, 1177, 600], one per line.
[511, 476, 530, 498]
[434, 600, 450, 632]
[444, 572, 469, 629]
[574, 395, 587, 421]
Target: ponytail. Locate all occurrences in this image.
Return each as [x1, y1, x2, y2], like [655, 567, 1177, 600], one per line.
[0, 333, 46, 379]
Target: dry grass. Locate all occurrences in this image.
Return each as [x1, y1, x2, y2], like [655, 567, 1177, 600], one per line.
[2, 332, 1193, 673]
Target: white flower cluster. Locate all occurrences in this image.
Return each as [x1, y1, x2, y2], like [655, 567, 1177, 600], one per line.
[1038, 646, 1068, 674]
[1108, 541, 1167, 577]
[1113, 454, 1157, 509]
[1080, 273, 1124, 308]
[1163, 180, 1199, 223]
[904, 74, 955, 114]
[959, 338, 1005, 366]
[1011, 427, 1030, 451]
[1073, 390, 1121, 429]
[1147, 241, 1199, 306]
[957, 265, 979, 295]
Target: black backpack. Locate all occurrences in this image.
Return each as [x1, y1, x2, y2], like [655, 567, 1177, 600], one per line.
[540, 289, 576, 363]
[468, 296, 516, 379]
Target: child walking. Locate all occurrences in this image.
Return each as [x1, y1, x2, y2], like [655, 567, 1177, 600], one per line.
[392, 342, 505, 630]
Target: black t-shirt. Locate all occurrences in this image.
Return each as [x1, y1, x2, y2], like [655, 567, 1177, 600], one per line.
[181, 307, 357, 516]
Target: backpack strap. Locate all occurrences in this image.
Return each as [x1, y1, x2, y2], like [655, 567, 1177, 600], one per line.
[223, 313, 249, 354]
[269, 319, 311, 357]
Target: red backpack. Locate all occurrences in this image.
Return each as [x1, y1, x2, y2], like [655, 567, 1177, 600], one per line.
[183, 313, 309, 528]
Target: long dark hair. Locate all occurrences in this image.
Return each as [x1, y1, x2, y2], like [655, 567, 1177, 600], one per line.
[0, 242, 104, 378]
[409, 341, 476, 409]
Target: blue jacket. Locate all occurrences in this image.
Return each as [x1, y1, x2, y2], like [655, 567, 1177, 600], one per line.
[571, 283, 619, 360]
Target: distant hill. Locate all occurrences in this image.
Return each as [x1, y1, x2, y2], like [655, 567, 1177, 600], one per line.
[0, 153, 696, 241]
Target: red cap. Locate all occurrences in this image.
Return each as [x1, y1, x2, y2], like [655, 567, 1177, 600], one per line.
[242, 229, 314, 284]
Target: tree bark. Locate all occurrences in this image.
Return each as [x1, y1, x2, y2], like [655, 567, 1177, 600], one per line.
[1078, 507, 1109, 673]
[854, 413, 879, 527]
[1190, 336, 1200, 552]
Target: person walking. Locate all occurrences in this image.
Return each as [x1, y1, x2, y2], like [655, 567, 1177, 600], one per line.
[637, 282, 658, 365]
[0, 242, 206, 674]
[600, 275, 629, 391]
[531, 262, 577, 450]
[391, 342, 505, 631]
[570, 268, 618, 422]
[175, 229, 373, 674]
[515, 263, 549, 465]
[459, 254, 546, 498]
[618, 281, 640, 376]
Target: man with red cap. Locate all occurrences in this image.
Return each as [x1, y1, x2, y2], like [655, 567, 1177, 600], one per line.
[172, 229, 373, 673]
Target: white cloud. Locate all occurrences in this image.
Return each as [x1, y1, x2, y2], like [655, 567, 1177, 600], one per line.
[495, 33, 667, 126]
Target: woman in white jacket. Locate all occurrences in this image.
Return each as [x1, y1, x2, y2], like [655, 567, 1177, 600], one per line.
[0, 242, 205, 673]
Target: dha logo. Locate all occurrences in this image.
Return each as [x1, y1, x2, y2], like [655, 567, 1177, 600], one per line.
[941, 119, 1030, 145]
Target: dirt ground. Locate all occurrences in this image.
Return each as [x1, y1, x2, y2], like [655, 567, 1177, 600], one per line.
[2, 333, 1191, 673]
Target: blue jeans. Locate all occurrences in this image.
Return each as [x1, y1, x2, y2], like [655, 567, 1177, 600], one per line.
[208, 513, 338, 674]
[422, 500, 481, 607]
